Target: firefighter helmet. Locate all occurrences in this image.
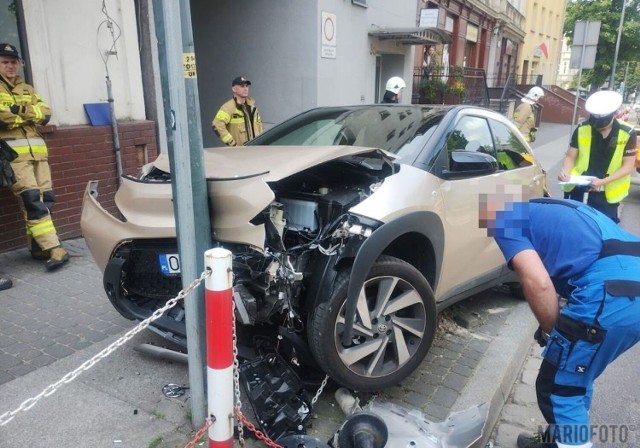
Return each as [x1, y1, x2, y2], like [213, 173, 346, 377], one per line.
[385, 77, 406, 94]
[522, 86, 544, 105]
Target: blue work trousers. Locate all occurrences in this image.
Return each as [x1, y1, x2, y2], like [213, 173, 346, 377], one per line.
[537, 262, 640, 446]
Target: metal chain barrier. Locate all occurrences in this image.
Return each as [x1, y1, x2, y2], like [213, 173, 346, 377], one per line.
[0, 269, 212, 427]
[311, 374, 330, 405]
[183, 418, 213, 448]
[231, 299, 247, 446]
[235, 408, 283, 448]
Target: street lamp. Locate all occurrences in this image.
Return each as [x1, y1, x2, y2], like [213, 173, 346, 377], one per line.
[610, 0, 631, 89]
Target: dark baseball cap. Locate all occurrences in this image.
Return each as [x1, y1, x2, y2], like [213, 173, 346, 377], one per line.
[232, 76, 251, 86]
[0, 43, 20, 59]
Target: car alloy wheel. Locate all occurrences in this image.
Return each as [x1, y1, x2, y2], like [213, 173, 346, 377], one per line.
[308, 256, 437, 391]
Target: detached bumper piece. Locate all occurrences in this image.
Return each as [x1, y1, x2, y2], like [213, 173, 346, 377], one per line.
[239, 352, 313, 442]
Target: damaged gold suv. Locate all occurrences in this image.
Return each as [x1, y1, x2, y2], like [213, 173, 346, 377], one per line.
[81, 104, 546, 391]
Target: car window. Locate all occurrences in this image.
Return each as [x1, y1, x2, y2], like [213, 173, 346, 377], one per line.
[264, 119, 344, 145]
[446, 116, 495, 161]
[247, 106, 444, 162]
[489, 120, 534, 170]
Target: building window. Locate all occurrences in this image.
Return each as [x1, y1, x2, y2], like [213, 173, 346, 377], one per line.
[0, 0, 29, 81]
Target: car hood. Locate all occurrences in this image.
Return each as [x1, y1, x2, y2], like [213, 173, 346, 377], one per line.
[146, 145, 393, 250]
[151, 144, 391, 181]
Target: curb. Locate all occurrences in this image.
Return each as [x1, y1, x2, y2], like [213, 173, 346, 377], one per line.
[451, 300, 538, 447]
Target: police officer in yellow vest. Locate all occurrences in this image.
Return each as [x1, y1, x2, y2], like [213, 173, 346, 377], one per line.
[212, 76, 263, 146]
[559, 90, 637, 223]
[0, 43, 68, 270]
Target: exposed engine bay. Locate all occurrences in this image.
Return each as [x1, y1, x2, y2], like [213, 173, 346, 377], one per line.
[107, 152, 395, 353]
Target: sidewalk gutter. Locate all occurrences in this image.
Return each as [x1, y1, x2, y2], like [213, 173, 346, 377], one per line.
[451, 301, 538, 448]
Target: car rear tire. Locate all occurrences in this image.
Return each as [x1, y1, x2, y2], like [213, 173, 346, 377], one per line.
[307, 256, 437, 391]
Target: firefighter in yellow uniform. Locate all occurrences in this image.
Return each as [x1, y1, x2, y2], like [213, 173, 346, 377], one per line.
[513, 86, 544, 143]
[212, 76, 263, 146]
[0, 43, 68, 270]
[559, 90, 637, 224]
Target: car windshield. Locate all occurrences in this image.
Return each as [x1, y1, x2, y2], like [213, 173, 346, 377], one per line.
[248, 106, 445, 162]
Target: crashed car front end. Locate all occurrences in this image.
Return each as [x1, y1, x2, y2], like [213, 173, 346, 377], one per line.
[81, 145, 396, 347]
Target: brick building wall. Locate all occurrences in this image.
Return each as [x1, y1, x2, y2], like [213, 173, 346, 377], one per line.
[0, 121, 158, 253]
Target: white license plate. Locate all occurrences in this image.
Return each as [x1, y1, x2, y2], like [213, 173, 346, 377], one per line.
[159, 253, 180, 275]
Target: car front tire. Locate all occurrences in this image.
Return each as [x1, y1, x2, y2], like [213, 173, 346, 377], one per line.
[308, 256, 437, 391]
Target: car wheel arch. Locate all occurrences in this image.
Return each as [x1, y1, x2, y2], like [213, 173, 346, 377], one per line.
[341, 211, 444, 346]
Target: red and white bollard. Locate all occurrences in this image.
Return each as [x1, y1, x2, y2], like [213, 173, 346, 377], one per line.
[204, 248, 234, 448]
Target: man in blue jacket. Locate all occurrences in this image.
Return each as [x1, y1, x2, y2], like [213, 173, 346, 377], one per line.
[479, 190, 640, 448]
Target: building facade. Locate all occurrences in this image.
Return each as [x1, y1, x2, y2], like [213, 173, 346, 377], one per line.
[516, 0, 568, 86]
[412, 0, 526, 88]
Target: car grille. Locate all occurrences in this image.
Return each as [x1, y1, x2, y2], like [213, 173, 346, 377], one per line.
[115, 240, 182, 301]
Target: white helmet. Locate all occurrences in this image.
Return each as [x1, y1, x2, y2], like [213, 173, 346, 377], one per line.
[522, 86, 544, 104]
[585, 90, 623, 116]
[385, 77, 406, 94]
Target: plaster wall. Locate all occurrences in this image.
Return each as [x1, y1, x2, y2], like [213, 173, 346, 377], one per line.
[22, 0, 146, 126]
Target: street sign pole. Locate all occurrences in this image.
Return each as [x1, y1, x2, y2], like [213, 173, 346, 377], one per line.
[157, 0, 211, 428]
[569, 20, 601, 139]
[610, 0, 629, 89]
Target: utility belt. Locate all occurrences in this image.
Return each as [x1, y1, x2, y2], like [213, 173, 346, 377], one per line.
[558, 279, 640, 343]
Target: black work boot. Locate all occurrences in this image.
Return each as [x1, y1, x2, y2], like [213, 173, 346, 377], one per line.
[517, 431, 558, 448]
[45, 246, 69, 271]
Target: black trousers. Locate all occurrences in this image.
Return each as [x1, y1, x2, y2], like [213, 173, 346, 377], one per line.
[563, 188, 619, 223]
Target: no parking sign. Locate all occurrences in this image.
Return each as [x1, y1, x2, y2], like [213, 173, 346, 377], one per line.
[321, 11, 336, 59]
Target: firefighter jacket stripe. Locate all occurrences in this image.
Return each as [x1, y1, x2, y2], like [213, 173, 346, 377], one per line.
[0, 74, 51, 162]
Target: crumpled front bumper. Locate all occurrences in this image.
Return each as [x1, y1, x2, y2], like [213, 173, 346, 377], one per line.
[80, 179, 177, 272]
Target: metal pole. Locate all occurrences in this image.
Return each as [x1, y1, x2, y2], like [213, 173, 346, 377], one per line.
[105, 75, 123, 185]
[571, 22, 589, 138]
[158, 0, 211, 428]
[610, 0, 628, 89]
[622, 61, 630, 99]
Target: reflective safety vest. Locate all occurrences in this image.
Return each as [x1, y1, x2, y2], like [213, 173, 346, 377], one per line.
[212, 97, 263, 147]
[0, 74, 51, 162]
[562, 123, 632, 204]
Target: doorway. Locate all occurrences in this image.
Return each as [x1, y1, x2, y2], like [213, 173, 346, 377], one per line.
[376, 54, 405, 103]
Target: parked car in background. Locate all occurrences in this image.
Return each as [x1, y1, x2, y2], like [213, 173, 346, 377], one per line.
[81, 104, 547, 390]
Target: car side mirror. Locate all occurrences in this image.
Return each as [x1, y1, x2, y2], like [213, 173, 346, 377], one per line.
[442, 150, 498, 179]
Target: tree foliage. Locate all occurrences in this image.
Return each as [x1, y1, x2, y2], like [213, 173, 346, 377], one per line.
[564, 0, 640, 93]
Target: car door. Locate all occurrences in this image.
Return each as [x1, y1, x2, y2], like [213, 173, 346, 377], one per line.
[434, 113, 543, 300]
